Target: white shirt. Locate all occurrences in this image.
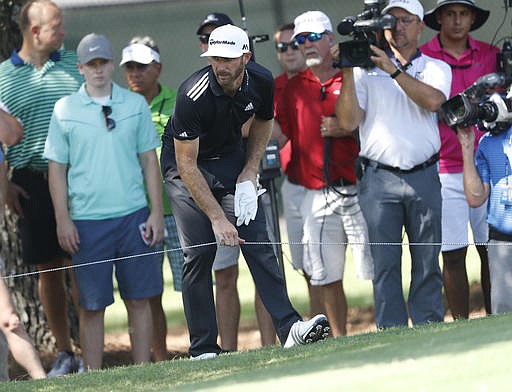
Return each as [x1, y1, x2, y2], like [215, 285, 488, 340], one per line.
[0, 100, 9, 114]
[354, 53, 451, 169]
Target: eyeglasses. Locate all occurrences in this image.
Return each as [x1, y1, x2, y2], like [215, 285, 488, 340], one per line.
[295, 32, 325, 45]
[275, 41, 300, 52]
[102, 106, 116, 131]
[198, 34, 210, 44]
[394, 16, 418, 27]
[124, 62, 150, 71]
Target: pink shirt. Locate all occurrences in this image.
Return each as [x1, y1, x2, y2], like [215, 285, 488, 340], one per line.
[421, 35, 500, 173]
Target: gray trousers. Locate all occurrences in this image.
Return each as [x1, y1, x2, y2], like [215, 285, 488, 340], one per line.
[164, 172, 301, 356]
[487, 240, 512, 314]
[358, 163, 444, 328]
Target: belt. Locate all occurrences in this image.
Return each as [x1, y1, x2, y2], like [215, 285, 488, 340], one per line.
[329, 178, 355, 187]
[288, 177, 354, 187]
[489, 226, 512, 242]
[361, 153, 439, 174]
[12, 167, 48, 180]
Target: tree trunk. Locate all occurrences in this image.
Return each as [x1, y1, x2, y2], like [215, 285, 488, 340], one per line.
[0, 0, 23, 62]
[1, 210, 54, 351]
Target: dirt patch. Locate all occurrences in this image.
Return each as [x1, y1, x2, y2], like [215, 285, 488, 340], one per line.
[8, 283, 488, 380]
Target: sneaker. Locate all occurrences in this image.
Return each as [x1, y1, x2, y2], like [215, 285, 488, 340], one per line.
[284, 314, 330, 348]
[47, 351, 77, 377]
[190, 352, 218, 361]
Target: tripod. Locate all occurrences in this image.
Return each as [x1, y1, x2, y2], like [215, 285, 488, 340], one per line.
[259, 140, 285, 283]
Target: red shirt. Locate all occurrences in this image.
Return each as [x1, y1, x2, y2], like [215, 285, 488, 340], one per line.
[276, 68, 358, 189]
[274, 72, 292, 172]
[421, 35, 500, 173]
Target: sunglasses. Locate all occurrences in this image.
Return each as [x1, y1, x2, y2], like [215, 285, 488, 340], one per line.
[275, 41, 300, 53]
[198, 34, 210, 44]
[124, 62, 150, 71]
[102, 105, 116, 131]
[295, 32, 325, 45]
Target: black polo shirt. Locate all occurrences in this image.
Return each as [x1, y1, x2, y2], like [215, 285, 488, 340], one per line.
[161, 61, 274, 179]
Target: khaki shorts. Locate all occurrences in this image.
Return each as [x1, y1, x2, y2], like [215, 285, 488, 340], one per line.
[301, 186, 373, 285]
[440, 173, 488, 251]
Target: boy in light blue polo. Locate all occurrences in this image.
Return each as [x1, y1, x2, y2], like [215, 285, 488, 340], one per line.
[44, 33, 164, 371]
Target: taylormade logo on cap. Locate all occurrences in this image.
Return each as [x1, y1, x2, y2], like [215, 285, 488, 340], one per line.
[200, 24, 250, 58]
[210, 40, 236, 46]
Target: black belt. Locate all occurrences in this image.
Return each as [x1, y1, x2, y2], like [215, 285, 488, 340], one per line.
[329, 178, 355, 187]
[12, 167, 48, 180]
[361, 153, 439, 174]
[489, 226, 512, 242]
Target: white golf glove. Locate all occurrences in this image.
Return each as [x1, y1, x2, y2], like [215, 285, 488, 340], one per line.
[234, 180, 266, 226]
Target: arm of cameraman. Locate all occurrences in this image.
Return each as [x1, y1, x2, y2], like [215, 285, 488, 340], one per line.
[457, 126, 489, 208]
[369, 45, 447, 112]
[335, 68, 365, 131]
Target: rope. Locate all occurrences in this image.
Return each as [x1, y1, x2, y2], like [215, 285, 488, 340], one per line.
[0, 239, 499, 280]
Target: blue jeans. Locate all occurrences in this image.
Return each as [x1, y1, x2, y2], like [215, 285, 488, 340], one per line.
[358, 164, 444, 328]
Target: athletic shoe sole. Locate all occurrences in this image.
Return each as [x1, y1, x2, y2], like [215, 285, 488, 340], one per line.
[302, 315, 330, 344]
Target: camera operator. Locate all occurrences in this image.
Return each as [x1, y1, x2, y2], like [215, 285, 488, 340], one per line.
[457, 125, 512, 314]
[335, 0, 452, 329]
[421, 0, 498, 319]
[276, 11, 373, 337]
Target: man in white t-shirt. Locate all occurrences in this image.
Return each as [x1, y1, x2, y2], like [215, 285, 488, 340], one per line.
[336, 0, 452, 328]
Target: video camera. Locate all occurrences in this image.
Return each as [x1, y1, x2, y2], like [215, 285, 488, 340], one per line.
[440, 73, 512, 135]
[335, 0, 396, 68]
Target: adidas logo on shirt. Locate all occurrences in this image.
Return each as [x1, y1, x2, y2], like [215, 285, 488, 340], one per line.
[179, 131, 189, 137]
[244, 102, 254, 111]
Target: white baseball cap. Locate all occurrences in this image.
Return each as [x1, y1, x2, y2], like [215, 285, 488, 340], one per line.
[119, 43, 161, 65]
[292, 11, 333, 39]
[382, 0, 424, 20]
[200, 24, 250, 58]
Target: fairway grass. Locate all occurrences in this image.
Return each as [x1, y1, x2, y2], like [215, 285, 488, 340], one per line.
[6, 313, 511, 391]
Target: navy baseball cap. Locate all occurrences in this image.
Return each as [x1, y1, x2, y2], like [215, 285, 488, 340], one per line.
[196, 12, 234, 35]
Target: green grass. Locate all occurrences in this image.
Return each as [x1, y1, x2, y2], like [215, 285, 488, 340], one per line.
[6, 313, 512, 391]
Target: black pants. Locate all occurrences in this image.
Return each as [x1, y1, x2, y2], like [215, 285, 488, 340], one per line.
[165, 170, 300, 356]
[11, 168, 67, 264]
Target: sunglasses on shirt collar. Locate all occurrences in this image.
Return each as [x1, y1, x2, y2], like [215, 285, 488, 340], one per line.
[102, 105, 116, 131]
[275, 41, 300, 52]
